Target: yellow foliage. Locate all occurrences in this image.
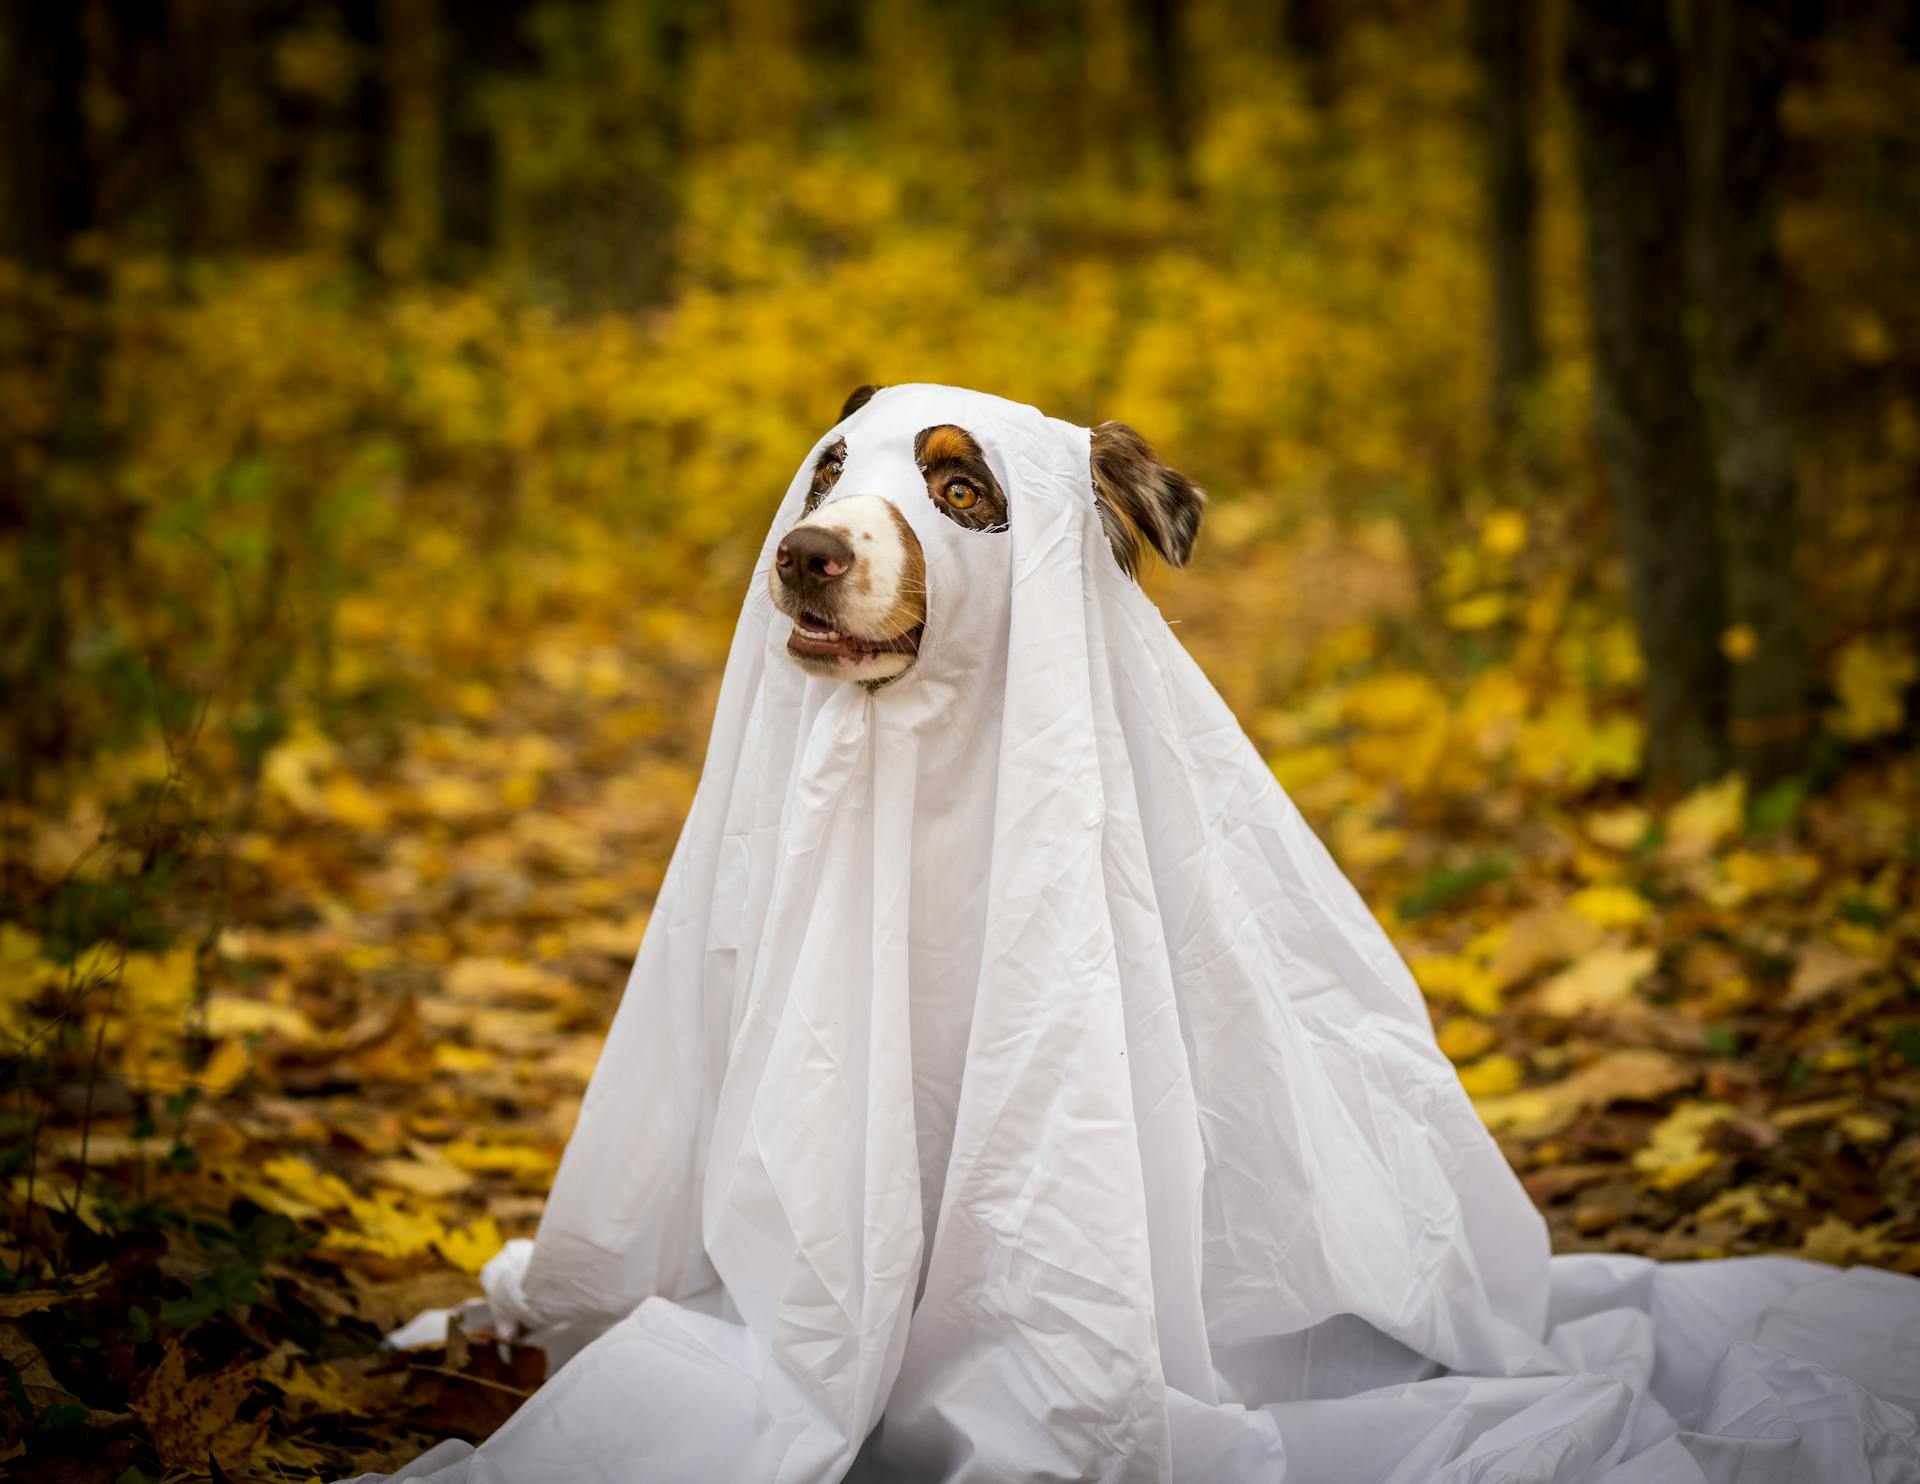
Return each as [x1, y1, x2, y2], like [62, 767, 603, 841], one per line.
[1827, 636, 1917, 740]
[1411, 954, 1502, 1017]
[436, 1214, 505, 1275]
[1567, 886, 1653, 929]
[1632, 1103, 1737, 1191]
[1458, 1054, 1525, 1098]
[1437, 1018, 1498, 1063]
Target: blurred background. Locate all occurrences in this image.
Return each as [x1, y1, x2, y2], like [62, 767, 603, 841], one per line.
[2, 1, 1919, 1475]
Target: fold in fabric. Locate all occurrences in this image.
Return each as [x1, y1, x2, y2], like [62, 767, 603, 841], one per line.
[346, 388, 1920, 1483]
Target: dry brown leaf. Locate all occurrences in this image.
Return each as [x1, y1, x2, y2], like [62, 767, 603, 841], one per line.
[131, 1342, 266, 1473]
[1491, 905, 1604, 987]
[1786, 942, 1877, 1008]
[1535, 945, 1658, 1018]
[1475, 1049, 1695, 1138]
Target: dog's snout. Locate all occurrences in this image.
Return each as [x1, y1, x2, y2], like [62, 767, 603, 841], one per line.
[775, 526, 854, 602]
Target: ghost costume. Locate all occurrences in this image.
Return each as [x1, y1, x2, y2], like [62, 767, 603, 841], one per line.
[355, 387, 1920, 1483]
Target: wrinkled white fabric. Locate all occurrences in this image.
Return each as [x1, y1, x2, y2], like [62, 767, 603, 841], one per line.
[349, 387, 1920, 1483]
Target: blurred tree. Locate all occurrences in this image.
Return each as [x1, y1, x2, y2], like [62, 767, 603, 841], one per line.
[1133, 0, 1193, 194]
[1470, 0, 1539, 441]
[441, 0, 534, 269]
[1696, 0, 1811, 783]
[1566, 0, 1729, 789]
[2, 0, 95, 774]
[1283, 0, 1337, 110]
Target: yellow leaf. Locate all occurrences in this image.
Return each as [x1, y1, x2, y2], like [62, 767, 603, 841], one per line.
[1445, 593, 1507, 630]
[1696, 1184, 1772, 1228]
[436, 1214, 503, 1275]
[1436, 1018, 1497, 1063]
[1839, 1113, 1893, 1145]
[1585, 806, 1651, 852]
[1826, 636, 1916, 741]
[1720, 624, 1758, 663]
[322, 776, 392, 832]
[436, 1140, 557, 1177]
[432, 1043, 496, 1074]
[1664, 776, 1746, 862]
[1798, 1214, 1894, 1266]
[1458, 1053, 1524, 1098]
[369, 1156, 474, 1199]
[1632, 1102, 1736, 1190]
[1480, 510, 1527, 558]
[1567, 886, 1652, 929]
[260, 1155, 355, 1214]
[327, 1195, 444, 1259]
[1411, 954, 1502, 1016]
[204, 995, 317, 1042]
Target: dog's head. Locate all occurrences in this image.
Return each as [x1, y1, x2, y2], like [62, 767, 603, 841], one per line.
[769, 384, 1205, 684]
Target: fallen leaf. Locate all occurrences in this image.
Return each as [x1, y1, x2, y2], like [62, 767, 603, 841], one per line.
[1786, 941, 1876, 1008]
[1536, 946, 1657, 1018]
[130, 1343, 265, 1474]
[1490, 905, 1604, 987]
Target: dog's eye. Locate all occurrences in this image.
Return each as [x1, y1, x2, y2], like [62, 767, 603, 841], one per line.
[944, 482, 978, 510]
[826, 461, 842, 479]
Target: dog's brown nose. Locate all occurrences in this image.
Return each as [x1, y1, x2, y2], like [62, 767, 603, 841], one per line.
[775, 526, 854, 603]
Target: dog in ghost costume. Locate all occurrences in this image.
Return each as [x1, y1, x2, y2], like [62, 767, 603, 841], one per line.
[358, 386, 1920, 1484]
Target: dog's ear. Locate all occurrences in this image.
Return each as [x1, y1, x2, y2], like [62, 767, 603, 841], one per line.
[838, 384, 884, 421]
[1089, 420, 1205, 578]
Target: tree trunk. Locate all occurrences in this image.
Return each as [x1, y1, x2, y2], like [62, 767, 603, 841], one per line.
[1, 0, 95, 778]
[4, 0, 91, 276]
[341, 0, 393, 270]
[1283, 0, 1336, 111]
[440, 0, 532, 269]
[1470, 0, 1540, 439]
[1566, 0, 1729, 790]
[1132, 0, 1192, 194]
[1697, 0, 1810, 782]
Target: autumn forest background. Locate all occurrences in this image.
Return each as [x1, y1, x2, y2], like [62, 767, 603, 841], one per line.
[3, 0, 1919, 1478]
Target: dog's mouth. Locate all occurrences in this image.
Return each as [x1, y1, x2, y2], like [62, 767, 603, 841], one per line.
[786, 611, 924, 666]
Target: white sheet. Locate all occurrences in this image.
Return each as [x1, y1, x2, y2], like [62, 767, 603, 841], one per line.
[348, 387, 1920, 1483]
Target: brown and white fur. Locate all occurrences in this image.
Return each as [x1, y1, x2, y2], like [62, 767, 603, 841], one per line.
[769, 385, 1205, 685]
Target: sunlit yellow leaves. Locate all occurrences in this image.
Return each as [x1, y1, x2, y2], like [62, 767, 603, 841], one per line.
[1437, 1018, 1498, 1062]
[1798, 1214, 1896, 1266]
[327, 1194, 444, 1260]
[1342, 672, 1447, 733]
[436, 1140, 557, 1178]
[435, 1214, 504, 1275]
[1567, 885, 1652, 929]
[1632, 1102, 1736, 1190]
[1411, 953, 1502, 1016]
[1457, 1054, 1524, 1097]
[1515, 699, 1643, 790]
[1480, 510, 1527, 558]
[1446, 593, 1508, 630]
[1826, 635, 1916, 740]
[259, 1156, 355, 1216]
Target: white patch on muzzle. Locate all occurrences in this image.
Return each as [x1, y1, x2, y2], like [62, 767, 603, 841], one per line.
[771, 493, 922, 683]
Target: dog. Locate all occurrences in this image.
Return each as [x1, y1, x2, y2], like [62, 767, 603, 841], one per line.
[769, 385, 1206, 684]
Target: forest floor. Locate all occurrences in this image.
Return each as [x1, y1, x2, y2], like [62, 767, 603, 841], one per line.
[4, 510, 1918, 1482]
